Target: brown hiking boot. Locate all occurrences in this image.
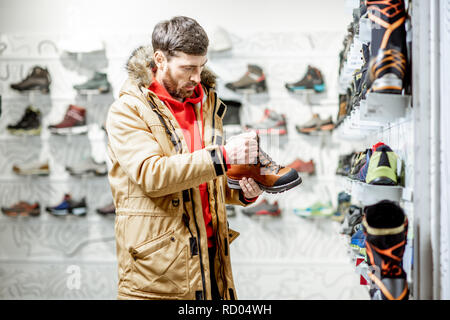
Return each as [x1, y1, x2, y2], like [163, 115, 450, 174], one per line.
[48, 104, 88, 135]
[225, 64, 267, 93]
[1, 201, 40, 217]
[10, 66, 51, 93]
[226, 136, 302, 194]
[287, 158, 315, 175]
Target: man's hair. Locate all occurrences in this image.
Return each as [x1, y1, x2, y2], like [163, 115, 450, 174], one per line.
[152, 16, 209, 57]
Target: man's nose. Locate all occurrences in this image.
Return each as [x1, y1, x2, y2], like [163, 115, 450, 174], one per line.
[190, 70, 201, 84]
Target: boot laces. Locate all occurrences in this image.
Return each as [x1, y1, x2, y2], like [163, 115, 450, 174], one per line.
[258, 148, 281, 174]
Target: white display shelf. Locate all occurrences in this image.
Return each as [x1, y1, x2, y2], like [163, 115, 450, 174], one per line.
[360, 92, 411, 123]
[333, 106, 386, 141]
[342, 177, 404, 206]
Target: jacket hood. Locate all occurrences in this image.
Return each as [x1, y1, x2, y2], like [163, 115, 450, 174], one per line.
[125, 45, 217, 89]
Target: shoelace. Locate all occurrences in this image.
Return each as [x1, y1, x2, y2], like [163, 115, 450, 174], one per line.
[258, 148, 281, 174]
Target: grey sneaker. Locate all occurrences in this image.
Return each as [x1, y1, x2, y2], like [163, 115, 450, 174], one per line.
[73, 72, 111, 94]
[245, 109, 287, 135]
[242, 199, 281, 217]
[66, 157, 107, 176]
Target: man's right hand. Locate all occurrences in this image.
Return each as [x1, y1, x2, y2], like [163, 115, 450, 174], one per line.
[224, 131, 258, 164]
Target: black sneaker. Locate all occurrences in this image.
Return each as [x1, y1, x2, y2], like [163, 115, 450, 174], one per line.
[285, 65, 326, 93]
[7, 106, 41, 135]
[10, 66, 51, 93]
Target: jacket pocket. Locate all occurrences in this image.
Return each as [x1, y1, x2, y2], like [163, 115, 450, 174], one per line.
[129, 229, 188, 295]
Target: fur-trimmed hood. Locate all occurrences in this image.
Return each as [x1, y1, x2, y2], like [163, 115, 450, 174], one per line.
[125, 45, 216, 89]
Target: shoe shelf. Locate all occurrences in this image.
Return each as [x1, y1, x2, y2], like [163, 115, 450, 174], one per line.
[360, 93, 411, 123]
[341, 177, 406, 206]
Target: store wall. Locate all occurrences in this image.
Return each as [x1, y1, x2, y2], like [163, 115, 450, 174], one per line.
[0, 0, 375, 300]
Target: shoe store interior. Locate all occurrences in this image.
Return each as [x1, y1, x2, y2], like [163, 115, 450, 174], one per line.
[0, 0, 449, 300]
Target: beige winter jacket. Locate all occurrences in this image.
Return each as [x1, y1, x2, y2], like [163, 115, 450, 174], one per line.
[106, 45, 250, 300]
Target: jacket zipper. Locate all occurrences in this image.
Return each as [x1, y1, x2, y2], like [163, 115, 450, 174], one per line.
[189, 189, 207, 299]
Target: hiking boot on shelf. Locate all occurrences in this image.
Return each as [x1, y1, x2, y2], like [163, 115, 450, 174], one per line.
[350, 149, 371, 181]
[46, 194, 87, 217]
[66, 157, 108, 176]
[244, 109, 287, 135]
[1, 201, 40, 217]
[285, 65, 326, 93]
[365, 143, 399, 186]
[225, 64, 267, 94]
[363, 200, 409, 300]
[7, 106, 41, 136]
[73, 72, 111, 94]
[286, 158, 315, 175]
[336, 152, 354, 176]
[48, 104, 88, 135]
[10, 66, 51, 93]
[340, 205, 363, 236]
[12, 160, 49, 176]
[295, 114, 334, 135]
[226, 136, 302, 194]
[96, 202, 115, 216]
[242, 199, 281, 218]
[293, 201, 334, 219]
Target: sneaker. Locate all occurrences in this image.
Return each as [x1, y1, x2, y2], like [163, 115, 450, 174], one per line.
[225, 64, 267, 93]
[46, 194, 87, 217]
[48, 104, 88, 135]
[1, 201, 40, 217]
[286, 158, 315, 175]
[365, 144, 399, 185]
[12, 160, 49, 176]
[363, 200, 409, 300]
[354, 149, 372, 182]
[7, 106, 41, 135]
[73, 72, 111, 94]
[285, 65, 326, 93]
[225, 205, 236, 218]
[332, 191, 351, 222]
[336, 152, 354, 176]
[340, 205, 363, 236]
[66, 157, 107, 176]
[242, 199, 281, 217]
[245, 109, 287, 135]
[96, 202, 115, 215]
[10, 66, 51, 93]
[293, 201, 333, 218]
[226, 135, 302, 194]
[295, 114, 322, 134]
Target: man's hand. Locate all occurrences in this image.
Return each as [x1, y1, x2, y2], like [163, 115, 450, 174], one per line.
[239, 177, 263, 199]
[224, 131, 258, 164]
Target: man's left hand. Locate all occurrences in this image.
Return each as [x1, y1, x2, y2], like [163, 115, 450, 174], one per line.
[239, 177, 263, 199]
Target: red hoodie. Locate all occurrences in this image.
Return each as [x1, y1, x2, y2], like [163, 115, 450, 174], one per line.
[149, 79, 257, 248]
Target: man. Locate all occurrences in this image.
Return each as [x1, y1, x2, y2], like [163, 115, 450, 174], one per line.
[106, 16, 263, 300]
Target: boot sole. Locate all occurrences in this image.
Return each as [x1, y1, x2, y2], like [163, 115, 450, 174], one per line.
[227, 175, 302, 194]
[12, 85, 50, 94]
[49, 125, 88, 135]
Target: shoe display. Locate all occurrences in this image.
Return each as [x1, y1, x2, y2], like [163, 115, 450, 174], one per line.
[286, 158, 315, 175]
[46, 194, 87, 216]
[363, 200, 409, 300]
[332, 191, 351, 222]
[48, 104, 88, 135]
[1, 201, 40, 217]
[96, 202, 115, 216]
[244, 109, 287, 135]
[336, 152, 354, 176]
[66, 157, 108, 176]
[242, 199, 281, 217]
[7, 106, 41, 136]
[10, 66, 51, 93]
[225, 64, 267, 93]
[226, 136, 302, 194]
[293, 201, 333, 218]
[73, 72, 111, 94]
[295, 114, 334, 135]
[12, 160, 50, 176]
[366, 0, 408, 94]
[340, 205, 363, 236]
[285, 65, 326, 93]
[365, 144, 399, 185]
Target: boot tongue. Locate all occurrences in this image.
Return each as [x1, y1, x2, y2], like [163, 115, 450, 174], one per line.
[258, 147, 281, 174]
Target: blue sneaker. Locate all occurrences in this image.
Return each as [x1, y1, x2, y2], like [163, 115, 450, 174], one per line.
[46, 194, 87, 216]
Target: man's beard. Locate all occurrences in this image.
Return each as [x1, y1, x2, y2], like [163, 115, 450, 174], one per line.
[162, 68, 197, 100]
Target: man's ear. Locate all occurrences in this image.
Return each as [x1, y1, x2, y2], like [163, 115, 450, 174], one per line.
[153, 50, 167, 70]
